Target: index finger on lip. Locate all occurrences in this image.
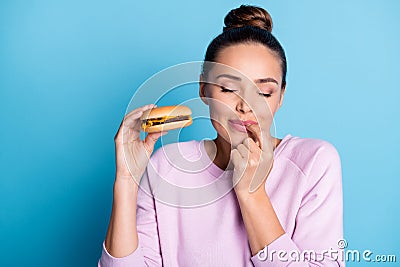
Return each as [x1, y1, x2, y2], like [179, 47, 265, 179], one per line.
[246, 124, 262, 148]
[250, 105, 273, 149]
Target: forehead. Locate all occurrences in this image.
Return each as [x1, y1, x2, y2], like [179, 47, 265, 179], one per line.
[213, 43, 282, 84]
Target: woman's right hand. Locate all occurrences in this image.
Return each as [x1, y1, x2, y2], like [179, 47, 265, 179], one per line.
[114, 104, 167, 183]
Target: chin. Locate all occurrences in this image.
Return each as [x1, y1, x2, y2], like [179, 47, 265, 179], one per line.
[220, 131, 249, 149]
[212, 121, 249, 147]
[231, 135, 249, 148]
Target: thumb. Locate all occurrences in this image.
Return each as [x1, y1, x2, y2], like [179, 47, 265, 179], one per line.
[143, 131, 168, 155]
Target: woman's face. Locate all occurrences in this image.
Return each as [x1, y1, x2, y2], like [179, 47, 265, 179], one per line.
[200, 43, 286, 148]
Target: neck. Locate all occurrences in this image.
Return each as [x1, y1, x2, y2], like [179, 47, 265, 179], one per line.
[213, 134, 233, 170]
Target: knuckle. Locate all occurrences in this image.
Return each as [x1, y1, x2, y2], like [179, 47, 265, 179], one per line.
[249, 159, 256, 166]
[114, 134, 122, 143]
[246, 137, 254, 144]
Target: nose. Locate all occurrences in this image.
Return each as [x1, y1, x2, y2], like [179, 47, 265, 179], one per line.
[236, 96, 252, 114]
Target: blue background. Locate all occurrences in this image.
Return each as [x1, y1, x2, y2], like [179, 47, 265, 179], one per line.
[1, 0, 399, 266]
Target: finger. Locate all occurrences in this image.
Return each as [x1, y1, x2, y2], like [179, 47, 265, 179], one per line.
[143, 131, 168, 155]
[236, 144, 249, 160]
[230, 149, 242, 167]
[115, 117, 141, 142]
[250, 124, 273, 151]
[248, 137, 262, 154]
[242, 137, 257, 150]
[124, 104, 157, 123]
[120, 119, 142, 141]
[125, 104, 154, 118]
[243, 138, 262, 165]
[116, 104, 157, 142]
[246, 124, 261, 148]
[256, 114, 275, 151]
[124, 110, 144, 122]
[122, 104, 157, 136]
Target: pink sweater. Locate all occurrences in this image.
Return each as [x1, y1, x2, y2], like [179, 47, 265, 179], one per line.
[98, 134, 345, 266]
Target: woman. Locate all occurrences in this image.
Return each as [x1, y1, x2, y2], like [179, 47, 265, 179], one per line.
[98, 5, 344, 267]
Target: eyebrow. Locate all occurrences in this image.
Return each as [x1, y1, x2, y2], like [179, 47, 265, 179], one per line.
[215, 73, 278, 85]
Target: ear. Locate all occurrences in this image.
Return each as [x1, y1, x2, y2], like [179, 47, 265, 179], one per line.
[199, 74, 209, 105]
[278, 84, 286, 108]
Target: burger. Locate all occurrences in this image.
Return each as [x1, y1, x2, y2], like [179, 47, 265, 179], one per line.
[140, 105, 193, 133]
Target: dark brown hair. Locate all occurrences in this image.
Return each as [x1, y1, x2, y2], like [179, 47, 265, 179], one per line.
[223, 4, 273, 32]
[202, 5, 287, 88]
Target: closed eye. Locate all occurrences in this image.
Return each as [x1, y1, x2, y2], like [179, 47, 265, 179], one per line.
[220, 86, 237, 93]
[220, 86, 271, 97]
[258, 92, 272, 98]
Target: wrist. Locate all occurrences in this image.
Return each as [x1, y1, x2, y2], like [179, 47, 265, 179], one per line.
[114, 175, 139, 193]
[115, 171, 142, 183]
[235, 181, 267, 202]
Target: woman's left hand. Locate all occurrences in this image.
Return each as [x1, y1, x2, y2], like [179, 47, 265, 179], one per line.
[230, 125, 275, 195]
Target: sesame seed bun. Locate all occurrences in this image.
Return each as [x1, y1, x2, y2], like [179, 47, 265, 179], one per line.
[140, 105, 192, 120]
[140, 105, 193, 133]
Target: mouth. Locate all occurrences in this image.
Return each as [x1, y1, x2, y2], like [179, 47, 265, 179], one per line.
[228, 119, 258, 133]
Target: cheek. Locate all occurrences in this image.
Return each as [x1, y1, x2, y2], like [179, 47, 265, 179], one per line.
[254, 96, 280, 116]
[208, 96, 236, 119]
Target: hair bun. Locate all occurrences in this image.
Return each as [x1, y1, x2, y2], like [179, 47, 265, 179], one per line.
[223, 5, 273, 32]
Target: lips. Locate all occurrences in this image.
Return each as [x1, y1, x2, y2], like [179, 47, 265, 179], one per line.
[228, 119, 258, 133]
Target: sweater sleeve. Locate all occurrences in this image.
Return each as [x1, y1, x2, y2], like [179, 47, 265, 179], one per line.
[250, 141, 345, 267]
[98, 167, 163, 267]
